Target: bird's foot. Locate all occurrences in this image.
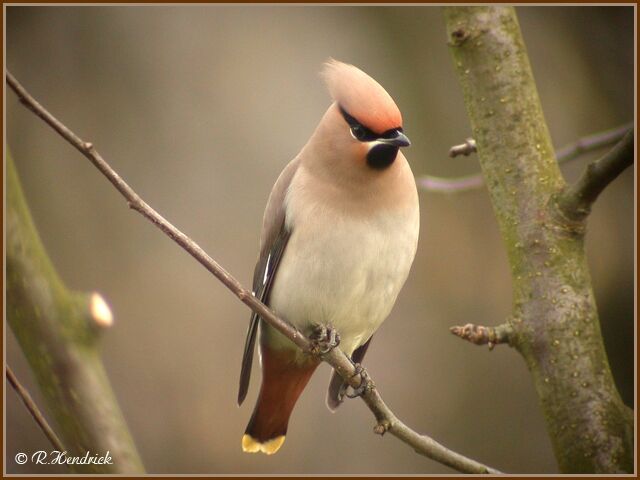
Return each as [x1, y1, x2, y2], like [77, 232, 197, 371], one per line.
[309, 324, 341, 355]
[345, 363, 374, 398]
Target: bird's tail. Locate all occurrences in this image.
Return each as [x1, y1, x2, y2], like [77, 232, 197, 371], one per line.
[242, 347, 319, 455]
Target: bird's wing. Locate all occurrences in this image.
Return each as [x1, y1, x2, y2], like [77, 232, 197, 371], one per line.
[326, 336, 373, 411]
[238, 158, 300, 406]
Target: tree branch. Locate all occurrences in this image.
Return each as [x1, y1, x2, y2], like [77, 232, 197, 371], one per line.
[450, 323, 513, 350]
[6, 149, 145, 473]
[6, 366, 66, 453]
[419, 123, 633, 193]
[556, 130, 634, 221]
[449, 137, 477, 157]
[6, 72, 501, 474]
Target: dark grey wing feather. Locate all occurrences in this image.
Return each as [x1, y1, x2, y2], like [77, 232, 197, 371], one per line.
[237, 157, 299, 406]
[237, 223, 290, 405]
[326, 337, 373, 411]
[237, 316, 259, 405]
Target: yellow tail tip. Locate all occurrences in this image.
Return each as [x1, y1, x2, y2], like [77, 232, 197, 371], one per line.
[242, 434, 286, 455]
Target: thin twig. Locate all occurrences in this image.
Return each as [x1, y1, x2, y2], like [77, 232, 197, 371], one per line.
[554, 122, 634, 162]
[418, 174, 484, 193]
[557, 129, 634, 221]
[6, 366, 66, 452]
[6, 71, 502, 474]
[450, 323, 513, 350]
[419, 123, 633, 193]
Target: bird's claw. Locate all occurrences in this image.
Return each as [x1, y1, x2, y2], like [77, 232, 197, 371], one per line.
[309, 324, 341, 355]
[344, 363, 374, 399]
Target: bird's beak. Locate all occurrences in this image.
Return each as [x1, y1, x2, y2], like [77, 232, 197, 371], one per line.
[378, 130, 411, 148]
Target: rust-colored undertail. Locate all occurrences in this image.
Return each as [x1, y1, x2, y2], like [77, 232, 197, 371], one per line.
[242, 346, 320, 455]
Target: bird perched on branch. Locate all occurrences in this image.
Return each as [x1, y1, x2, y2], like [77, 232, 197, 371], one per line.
[238, 59, 419, 455]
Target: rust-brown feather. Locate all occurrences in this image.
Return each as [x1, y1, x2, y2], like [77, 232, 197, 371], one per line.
[244, 346, 320, 444]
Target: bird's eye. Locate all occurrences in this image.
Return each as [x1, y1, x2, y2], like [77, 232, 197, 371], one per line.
[350, 125, 367, 141]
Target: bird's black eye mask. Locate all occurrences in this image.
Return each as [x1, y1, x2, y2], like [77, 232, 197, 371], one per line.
[339, 106, 402, 142]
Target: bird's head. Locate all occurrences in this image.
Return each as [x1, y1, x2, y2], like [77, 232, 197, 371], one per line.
[310, 59, 410, 175]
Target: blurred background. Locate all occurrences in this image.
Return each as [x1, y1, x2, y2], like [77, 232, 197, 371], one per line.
[5, 6, 634, 474]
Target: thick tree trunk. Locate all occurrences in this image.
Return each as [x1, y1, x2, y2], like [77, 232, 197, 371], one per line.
[443, 6, 633, 473]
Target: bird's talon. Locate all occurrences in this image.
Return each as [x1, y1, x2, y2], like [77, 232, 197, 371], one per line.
[337, 382, 348, 403]
[309, 324, 341, 355]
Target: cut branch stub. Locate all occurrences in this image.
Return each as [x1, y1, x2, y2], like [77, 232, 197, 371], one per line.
[449, 138, 477, 158]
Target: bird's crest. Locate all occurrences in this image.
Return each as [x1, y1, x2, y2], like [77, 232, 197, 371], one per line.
[321, 59, 402, 135]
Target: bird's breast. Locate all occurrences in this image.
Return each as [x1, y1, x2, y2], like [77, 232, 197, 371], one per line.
[266, 197, 419, 357]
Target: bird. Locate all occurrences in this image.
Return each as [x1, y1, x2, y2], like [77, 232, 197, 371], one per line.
[238, 59, 420, 455]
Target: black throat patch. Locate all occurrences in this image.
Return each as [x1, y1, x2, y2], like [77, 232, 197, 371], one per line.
[367, 144, 399, 170]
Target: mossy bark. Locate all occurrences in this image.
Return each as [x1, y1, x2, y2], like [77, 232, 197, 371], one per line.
[7, 150, 145, 473]
[443, 6, 633, 473]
